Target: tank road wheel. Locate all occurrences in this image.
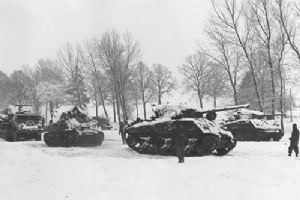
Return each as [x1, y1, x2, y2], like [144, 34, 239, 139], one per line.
[158, 138, 173, 155]
[126, 135, 140, 150]
[35, 134, 41, 141]
[44, 132, 57, 147]
[196, 135, 219, 156]
[5, 130, 17, 142]
[215, 138, 237, 156]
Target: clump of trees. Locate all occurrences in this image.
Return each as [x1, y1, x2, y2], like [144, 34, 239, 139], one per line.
[2, 0, 300, 127]
[0, 30, 176, 123]
[195, 0, 300, 121]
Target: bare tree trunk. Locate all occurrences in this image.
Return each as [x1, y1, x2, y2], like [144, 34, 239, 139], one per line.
[142, 90, 147, 119]
[213, 96, 217, 108]
[112, 91, 116, 123]
[279, 73, 284, 132]
[200, 97, 203, 109]
[197, 88, 203, 109]
[74, 78, 82, 108]
[49, 100, 54, 122]
[95, 75, 109, 119]
[158, 87, 162, 105]
[135, 98, 139, 119]
[290, 89, 293, 122]
[143, 102, 147, 119]
[94, 92, 98, 117]
[115, 86, 121, 123]
[45, 101, 48, 123]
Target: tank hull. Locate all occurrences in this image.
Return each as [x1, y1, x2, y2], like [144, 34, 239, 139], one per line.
[44, 129, 104, 147]
[223, 119, 284, 141]
[125, 119, 236, 156]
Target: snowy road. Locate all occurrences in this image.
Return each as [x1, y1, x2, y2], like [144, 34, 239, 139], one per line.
[1, 127, 300, 200]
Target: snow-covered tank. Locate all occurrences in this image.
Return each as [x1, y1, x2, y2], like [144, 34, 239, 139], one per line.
[44, 106, 104, 147]
[222, 108, 284, 141]
[125, 104, 248, 156]
[223, 119, 283, 141]
[0, 105, 44, 142]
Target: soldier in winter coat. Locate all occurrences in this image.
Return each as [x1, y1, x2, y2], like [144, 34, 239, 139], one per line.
[174, 132, 186, 163]
[119, 121, 127, 144]
[288, 124, 299, 157]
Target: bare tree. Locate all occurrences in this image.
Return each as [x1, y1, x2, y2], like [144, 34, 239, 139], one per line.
[208, 63, 227, 108]
[203, 10, 245, 105]
[9, 70, 31, 105]
[273, 4, 289, 131]
[179, 52, 211, 108]
[151, 64, 175, 105]
[277, 0, 300, 63]
[57, 43, 89, 108]
[210, 0, 264, 111]
[98, 30, 141, 121]
[82, 39, 109, 119]
[133, 61, 154, 119]
[0, 71, 11, 109]
[247, 0, 277, 118]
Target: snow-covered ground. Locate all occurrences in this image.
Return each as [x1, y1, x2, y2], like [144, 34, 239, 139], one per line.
[1, 121, 300, 200]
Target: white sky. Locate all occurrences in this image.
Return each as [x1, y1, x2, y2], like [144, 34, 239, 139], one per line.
[0, 0, 211, 75]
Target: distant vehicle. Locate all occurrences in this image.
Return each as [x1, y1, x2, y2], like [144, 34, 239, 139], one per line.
[223, 108, 284, 141]
[0, 105, 44, 142]
[44, 106, 104, 147]
[91, 116, 113, 130]
[125, 104, 248, 157]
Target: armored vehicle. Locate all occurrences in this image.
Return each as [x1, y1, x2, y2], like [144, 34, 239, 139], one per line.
[125, 104, 248, 156]
[44, 106, 104, 147]
[92, 116, 113, 130]
[0, 105, 44, 142]
[222, 108, 284, 141]
[223, 118, 283, 141]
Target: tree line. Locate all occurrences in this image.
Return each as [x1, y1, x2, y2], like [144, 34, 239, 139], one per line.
[0, 31, 177, 122]
[1, 0, 300, 123]
[192, 0, 300, 119]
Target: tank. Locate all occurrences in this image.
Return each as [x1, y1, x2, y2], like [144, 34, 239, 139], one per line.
[0, 105, 44, 142]
[125, 104, 248, 156]
[44, 106, 104, 147]
[223, 119, 284, 141]
[91, 116, 113, 130]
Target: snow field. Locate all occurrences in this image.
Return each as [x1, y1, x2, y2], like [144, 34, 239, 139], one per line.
[0, 120, 300, 200]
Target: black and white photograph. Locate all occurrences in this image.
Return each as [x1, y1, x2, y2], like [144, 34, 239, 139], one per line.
[1, 0, 300, 199]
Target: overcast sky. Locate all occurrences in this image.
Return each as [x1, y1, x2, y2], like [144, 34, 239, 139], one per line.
[0, 0, 211, 75]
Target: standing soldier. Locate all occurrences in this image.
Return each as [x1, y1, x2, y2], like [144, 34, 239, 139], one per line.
[119, 121, 127, 144]
[174, 132, 186, 163]
[288, 124, 299, 157]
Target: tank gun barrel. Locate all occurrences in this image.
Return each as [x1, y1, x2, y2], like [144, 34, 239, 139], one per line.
[200, 104, 249, 114]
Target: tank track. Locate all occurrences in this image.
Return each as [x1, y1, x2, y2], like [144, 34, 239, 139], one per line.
[126, 134, 236, 156]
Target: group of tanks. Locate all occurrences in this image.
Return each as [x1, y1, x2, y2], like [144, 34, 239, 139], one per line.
[124, 104, 284, 157]
[0, 105, 105, 147]
[0, 104, 284, 158]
